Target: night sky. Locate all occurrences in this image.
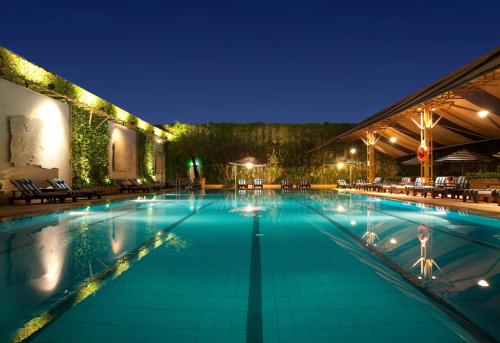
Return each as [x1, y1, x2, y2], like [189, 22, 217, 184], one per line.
[1, 1, 499, 124]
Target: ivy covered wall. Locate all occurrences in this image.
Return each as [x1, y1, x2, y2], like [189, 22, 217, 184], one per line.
[71, 106, 110, 186]
[0, 46, 168, 138]
[162, 122, 374, 184]
[137, 131, 156, 182]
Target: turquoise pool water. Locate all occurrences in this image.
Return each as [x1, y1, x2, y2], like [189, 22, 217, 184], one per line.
[0, 190, 498, 342]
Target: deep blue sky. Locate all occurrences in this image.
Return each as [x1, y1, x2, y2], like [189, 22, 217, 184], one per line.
[1, 1, 499, 124]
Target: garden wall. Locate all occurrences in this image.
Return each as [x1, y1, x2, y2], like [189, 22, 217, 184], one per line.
[162, 122, 373, 184]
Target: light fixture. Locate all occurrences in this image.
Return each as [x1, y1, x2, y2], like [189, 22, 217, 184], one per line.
[389, 127, 397, 143]
[245, 162, 254, 170]
[389, 238, 397, 244]
[336, 205, 345, 212]
[336, 162, 344, 170]
[477, 279, 490, 287]
[478, 110, 489, 118]
[350, 148, 356, 154]
[350, 220, 356, 225]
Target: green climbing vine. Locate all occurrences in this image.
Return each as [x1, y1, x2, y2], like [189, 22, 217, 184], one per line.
[162, 122, 368, 184]
[71, 107, 110, 186]
[137, 131, 156, 182]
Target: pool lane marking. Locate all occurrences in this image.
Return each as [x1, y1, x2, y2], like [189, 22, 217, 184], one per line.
[246, 214, 263, 343]
[293, 197, 497, 343]
[11, 200, 218, 343]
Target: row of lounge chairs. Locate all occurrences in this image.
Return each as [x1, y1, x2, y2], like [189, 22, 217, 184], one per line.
[342, 176, 500, 205]
[9, 177, 180, 204]
[118, 179, 162, 193]
[281, 179, 311, 190]
[238, 178, 264, 189]
[9, 178, 102, 204]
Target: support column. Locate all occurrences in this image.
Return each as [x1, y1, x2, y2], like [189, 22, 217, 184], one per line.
[419, 108, 434, 185]
[362, 131, 379, 183]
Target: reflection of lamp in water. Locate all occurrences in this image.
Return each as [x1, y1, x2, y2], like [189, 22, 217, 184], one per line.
[362, 202, 379, 246]
[412, 224, 440, 280]
[33, 225, 68, 292]
[477, 279, 489, 287]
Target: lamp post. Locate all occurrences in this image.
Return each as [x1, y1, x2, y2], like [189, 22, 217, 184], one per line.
[349, 148, 357, 184]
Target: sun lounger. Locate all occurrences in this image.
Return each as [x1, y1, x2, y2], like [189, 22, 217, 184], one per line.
[298, 179, 311, 190]
[448, 176, 469, 199]
[9, 178, 77, 204]
[238, 179, 248, 189]
[253, 178, 264, 189]
[382, 177, 412, 194]
[118, 179, 149, 193]
[165, 178, 176, 189]
[405, 177, 424, 196]
[463, 189, 497, 203]
[365, 177, 384, 192]
[281, 179, 293, 190]
[185, 179, 201, 190]
[430, 177, 452, 199]
[48, 178, 102, 199]
[337, 179, 348, 189]
[354, 180, 367, 190]
[129, 178, 161, 192]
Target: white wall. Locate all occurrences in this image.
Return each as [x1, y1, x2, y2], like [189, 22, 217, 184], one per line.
[0, 79, 71, 192]
[108, 121, 137, 179]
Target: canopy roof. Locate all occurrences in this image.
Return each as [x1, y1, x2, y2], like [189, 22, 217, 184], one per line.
[321, 47, 500, 158]
[435, 149, 492, 163]
[228, 157, 266, 167]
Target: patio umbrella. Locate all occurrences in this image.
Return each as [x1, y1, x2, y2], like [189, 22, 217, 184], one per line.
[328, 158, 363, 184]
[435, 149, 492, 175]
[228, 157, 266, 189]
[229, 157, 266, 168]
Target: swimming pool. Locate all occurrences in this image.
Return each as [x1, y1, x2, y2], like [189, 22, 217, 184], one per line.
[0, 190, 498, 342]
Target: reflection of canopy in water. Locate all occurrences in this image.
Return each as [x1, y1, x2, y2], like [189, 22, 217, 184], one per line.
[228, 156, 266, 167]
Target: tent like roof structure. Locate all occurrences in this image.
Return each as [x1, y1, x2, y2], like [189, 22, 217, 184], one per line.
[317, 47, 500, 158]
